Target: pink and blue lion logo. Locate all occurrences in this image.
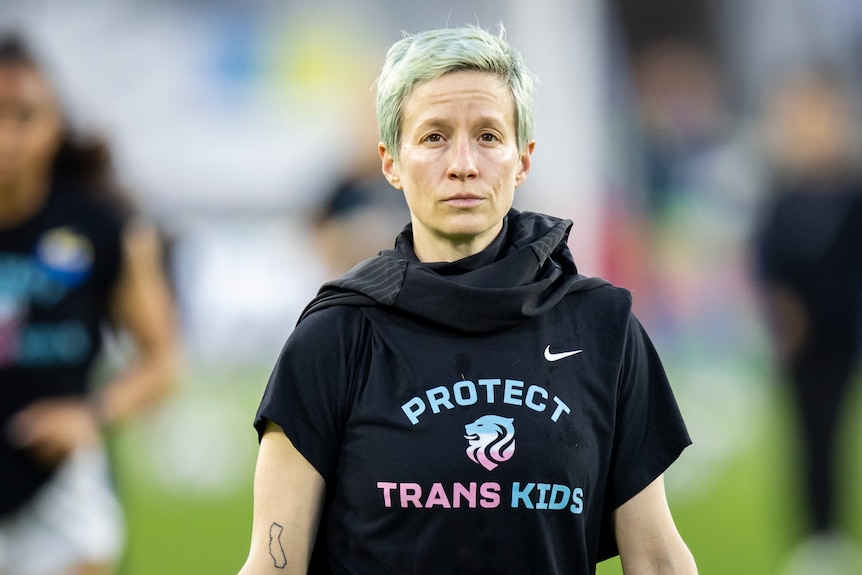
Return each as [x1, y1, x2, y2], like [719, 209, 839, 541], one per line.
[464, 415, 515, 471]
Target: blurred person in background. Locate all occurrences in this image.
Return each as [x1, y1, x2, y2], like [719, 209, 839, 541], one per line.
[0, 33, 178, 575]
[239, 25, 696, 575]
[313, 172, 410, 278]
[313, 82, 410, 279]
[753, 67, 862, 575]
[607, 0, 765, 367]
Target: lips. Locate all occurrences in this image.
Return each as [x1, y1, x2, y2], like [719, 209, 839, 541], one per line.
[443, 194, 484, 207]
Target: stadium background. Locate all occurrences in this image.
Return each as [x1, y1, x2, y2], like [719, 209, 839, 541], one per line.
[1, 0, 861, 573]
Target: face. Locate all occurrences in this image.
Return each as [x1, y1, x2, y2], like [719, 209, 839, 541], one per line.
[380, 70, 534, 262]
[0, 63, 62, 192]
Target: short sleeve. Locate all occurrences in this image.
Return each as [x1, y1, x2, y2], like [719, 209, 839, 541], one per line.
[254, 306, 364, 482]
[68, 195, 126, 307]
[98, 214, 125, 293]
[597, 312, 691, 560]
[609, 313, 691, 506]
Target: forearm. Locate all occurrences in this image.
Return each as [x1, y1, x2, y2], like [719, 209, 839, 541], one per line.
[621, 543, 698, 575]
[98, 220, 180, 426]
[616, 476, 698, 575]
[238, 424, 325, 575]
[91, 345, 179, 426]
[237, 525, 309, 575]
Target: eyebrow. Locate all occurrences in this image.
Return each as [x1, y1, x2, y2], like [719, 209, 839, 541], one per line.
[413, 113, 510, 133]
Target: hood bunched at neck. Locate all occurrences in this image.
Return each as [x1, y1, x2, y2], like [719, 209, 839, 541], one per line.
[300, 209, 607, 333]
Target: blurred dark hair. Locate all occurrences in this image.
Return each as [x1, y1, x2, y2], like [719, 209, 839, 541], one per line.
[0, 32, 133, 216]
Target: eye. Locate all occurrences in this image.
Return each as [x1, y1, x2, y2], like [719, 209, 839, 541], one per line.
[15, 108, 35, 124]
[480, 132, 500, 142]
[423, 133, 443, 143]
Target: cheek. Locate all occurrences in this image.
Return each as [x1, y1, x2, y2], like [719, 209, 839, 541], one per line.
[401, 187, 427, 215]
[24, 122, 61, 161]
[398, 157, 437, 192]
[496, 165, 520, 193]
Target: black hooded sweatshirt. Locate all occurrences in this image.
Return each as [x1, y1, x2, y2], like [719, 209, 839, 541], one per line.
[256, 209, 690, 575]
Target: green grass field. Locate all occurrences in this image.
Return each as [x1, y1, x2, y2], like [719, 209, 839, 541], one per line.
[109, 366, 862, 575]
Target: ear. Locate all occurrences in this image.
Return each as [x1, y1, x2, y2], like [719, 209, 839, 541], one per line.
[379, 142, 402, 190]
[514, 140, 535, 189]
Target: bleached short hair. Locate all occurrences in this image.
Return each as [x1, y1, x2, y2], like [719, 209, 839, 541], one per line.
[376, 25, 537, 163]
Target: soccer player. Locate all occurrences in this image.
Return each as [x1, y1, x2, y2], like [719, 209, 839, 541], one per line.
[238, 25, 696, 575]
[0, 33, 178, 575]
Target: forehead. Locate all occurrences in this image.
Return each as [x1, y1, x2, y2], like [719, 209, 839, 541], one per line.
[402, 70, 514, 125]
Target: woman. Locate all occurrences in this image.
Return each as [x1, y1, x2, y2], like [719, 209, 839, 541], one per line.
[0, 34, 178, 575]
[239, 26, 695, 575]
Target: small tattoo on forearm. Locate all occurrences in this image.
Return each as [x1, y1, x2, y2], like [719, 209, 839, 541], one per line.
[269, 522, 287, 569]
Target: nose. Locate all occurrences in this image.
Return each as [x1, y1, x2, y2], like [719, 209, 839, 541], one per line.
[447, 137, 478, 181]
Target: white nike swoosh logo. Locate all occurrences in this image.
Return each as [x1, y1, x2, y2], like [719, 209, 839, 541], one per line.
[544, 345, 583, 362]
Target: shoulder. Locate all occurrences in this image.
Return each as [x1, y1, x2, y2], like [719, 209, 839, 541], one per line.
[568, 278, 633, 313]
[268, 303, 373, 408]
[559, 281, 637, 353]
[288, 302, 370, 355]
[296, 301, 367, 329]
[51, 192, 127, 240]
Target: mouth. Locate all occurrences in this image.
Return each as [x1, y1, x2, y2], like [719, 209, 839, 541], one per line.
[444, 195, 484, 208]
[464, 433, 479, 441]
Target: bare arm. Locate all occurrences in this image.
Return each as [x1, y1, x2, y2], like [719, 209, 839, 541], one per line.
[98, 219, 179, 423]
[615, 474, 697, 575]
[238, 421, 326, 575]
[8, 221, 179, 462]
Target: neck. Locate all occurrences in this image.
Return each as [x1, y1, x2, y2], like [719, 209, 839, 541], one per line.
[412, 222, 503, 263]
[0, 178, 52, 229]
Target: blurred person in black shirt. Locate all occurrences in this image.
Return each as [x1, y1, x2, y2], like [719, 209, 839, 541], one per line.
[0, 33, 178, 575]
[313, 172, 410, 279]
[754, 67, 862, 574]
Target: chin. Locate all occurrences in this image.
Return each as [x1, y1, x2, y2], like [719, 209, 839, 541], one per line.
[440, 215, 501, 242]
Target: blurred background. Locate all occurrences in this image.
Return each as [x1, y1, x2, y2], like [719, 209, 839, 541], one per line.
[2, 0, 861, 573]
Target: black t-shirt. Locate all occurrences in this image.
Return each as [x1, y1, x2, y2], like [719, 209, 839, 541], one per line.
[755, 184, 862, 351]
[0, 189, 125, 515]
[256, 212, 690, 574]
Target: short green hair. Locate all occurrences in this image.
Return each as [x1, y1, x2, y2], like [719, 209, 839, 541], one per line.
[376, 25, 537, 164]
